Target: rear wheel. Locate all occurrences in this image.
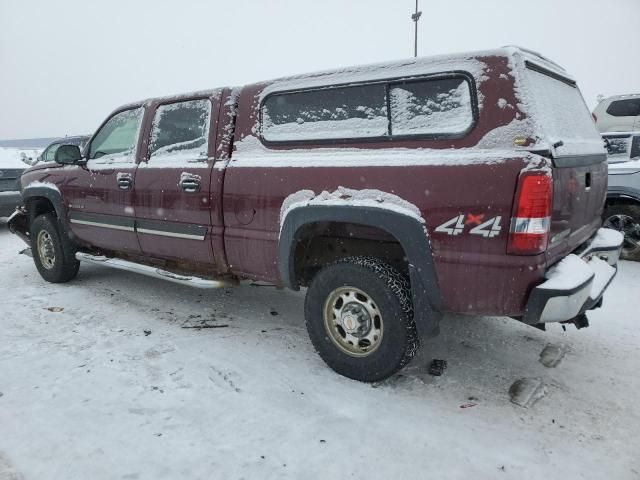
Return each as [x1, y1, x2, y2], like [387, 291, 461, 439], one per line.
[304, 256, 418, 382]
[30, 213, 80, 283]
[603, 204, 640, 261]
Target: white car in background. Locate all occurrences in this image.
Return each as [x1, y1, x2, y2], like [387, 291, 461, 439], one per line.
[593, 94, 640, 132]
[603, 131, 640, 260]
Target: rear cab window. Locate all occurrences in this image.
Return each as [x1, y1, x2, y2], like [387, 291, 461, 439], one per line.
[260, 74, 475, 143]
[148, 99, 212, 163]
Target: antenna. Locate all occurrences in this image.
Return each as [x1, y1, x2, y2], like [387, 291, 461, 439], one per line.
[411, 0, 422, 58]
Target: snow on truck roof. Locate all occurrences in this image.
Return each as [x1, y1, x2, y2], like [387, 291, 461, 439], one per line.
[254, 46, 571, 97]
[117, 88, 223, 111]
[114, 47, 569, 112]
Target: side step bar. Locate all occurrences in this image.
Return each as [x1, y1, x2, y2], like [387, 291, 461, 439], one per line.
[75, 252, 238, 289]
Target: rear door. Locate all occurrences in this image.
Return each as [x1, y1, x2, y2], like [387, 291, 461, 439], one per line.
[133, 96, 218, 267]
[66, 107, 144, 253]
[522, 63, 608, 262]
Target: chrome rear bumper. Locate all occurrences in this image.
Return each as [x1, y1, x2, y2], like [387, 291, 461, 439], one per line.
[523, 228, 623, 324]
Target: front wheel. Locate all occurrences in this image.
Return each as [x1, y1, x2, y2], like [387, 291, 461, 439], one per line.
[30, 213, 80, 283]
[304, 256, 418, 382]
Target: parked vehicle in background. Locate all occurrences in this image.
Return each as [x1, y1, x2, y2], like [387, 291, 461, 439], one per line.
[9, 47, 623, 381]
[593, 94, 640, 133]
[2, 137, 89, 218]
[0, 147, 35, 217]
[0, 170, 23, 218]
[35, 135, 91, 165]
[603, 131, 640, 260]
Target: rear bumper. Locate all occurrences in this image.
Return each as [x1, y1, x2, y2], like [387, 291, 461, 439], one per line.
[523, 228, 624, 324]
[0, 191, 21, 217]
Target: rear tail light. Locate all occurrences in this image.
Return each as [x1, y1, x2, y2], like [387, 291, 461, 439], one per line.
[592, 112, 597, 123]
[508, 171, 553, 255]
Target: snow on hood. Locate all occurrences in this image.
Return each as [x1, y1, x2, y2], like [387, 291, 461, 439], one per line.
[25, 180, 60, 192]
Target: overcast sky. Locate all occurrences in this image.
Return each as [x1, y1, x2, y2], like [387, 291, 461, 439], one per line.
[1, 0, 638, 139]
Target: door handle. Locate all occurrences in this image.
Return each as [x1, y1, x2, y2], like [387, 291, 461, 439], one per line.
[179, 172, 201, 193]
[117, 172, 133, 190]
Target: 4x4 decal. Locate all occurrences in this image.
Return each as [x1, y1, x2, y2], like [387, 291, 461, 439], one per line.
[434, 214, 466, 236]
[435, 214, 503, 238]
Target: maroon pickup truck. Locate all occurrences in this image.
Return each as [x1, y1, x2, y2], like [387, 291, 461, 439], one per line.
[9, 47, 623, 382]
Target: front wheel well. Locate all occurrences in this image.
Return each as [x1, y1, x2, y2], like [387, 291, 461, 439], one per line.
[292, 221, 409, 287]
[25, 196, 57, 220]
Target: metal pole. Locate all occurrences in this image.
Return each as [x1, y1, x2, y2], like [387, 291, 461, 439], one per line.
[411, 0, 422, 58]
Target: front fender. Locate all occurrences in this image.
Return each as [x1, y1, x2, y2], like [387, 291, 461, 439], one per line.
[20, 185, 76, 243]
[21, 186, 66, 218]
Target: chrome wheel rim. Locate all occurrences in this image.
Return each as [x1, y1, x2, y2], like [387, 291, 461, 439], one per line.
[37, 230, 56, 269]
[323, 286, 383, 357]
[604, 214, 640, 257]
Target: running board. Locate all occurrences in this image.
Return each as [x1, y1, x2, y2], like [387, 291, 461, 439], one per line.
[75, 252, 238, 289]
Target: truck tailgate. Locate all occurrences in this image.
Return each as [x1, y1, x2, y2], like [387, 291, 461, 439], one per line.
[546, 156, 608, 265]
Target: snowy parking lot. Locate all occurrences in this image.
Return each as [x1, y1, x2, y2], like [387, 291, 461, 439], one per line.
[0, 223, 639, 480]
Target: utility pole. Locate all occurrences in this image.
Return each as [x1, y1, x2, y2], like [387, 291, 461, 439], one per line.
[411, 0, 422, 58]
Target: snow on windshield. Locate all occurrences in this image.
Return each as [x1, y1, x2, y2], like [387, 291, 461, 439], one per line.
[262, 84, 389, 141]
[525, 68, 603, 155]
[262, 77, 473, 142]
[389, 78, 472, 136]
[148, 99, 211, 164]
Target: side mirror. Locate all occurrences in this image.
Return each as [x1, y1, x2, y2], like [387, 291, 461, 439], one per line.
[54, 145, 82, 165]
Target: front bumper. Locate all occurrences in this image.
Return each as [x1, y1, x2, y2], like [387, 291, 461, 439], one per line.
[0, 191, 22, 217]
[7, 206, 29, 244]
[523, 228, 624, 324]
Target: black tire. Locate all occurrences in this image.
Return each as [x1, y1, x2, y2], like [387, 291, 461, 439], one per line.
[603, 203, 640, 261]
[30, 213, 80, 283]
[304, 256, 419, 382]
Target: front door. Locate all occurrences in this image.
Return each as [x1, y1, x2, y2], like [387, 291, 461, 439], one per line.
[133, 97, 217, 267]
[66, 107, 144, 254]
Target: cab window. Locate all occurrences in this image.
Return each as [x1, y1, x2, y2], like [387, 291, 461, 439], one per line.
[89, 108, 144, 163]
[148, 99, 211, 162]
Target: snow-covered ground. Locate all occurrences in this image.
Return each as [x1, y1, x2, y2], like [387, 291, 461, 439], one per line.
[0, 225, 639, 480]
[0, 147, 41, 169]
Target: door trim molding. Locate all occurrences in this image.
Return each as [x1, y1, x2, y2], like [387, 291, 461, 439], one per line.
[70, 219, 135, 232]
[68, 212, 207, 240]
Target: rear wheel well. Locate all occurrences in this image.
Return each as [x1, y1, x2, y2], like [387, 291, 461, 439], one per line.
[292, 221, 409, 287]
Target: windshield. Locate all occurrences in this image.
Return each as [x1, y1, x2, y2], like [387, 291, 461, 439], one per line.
[525, 65, 604, 156]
